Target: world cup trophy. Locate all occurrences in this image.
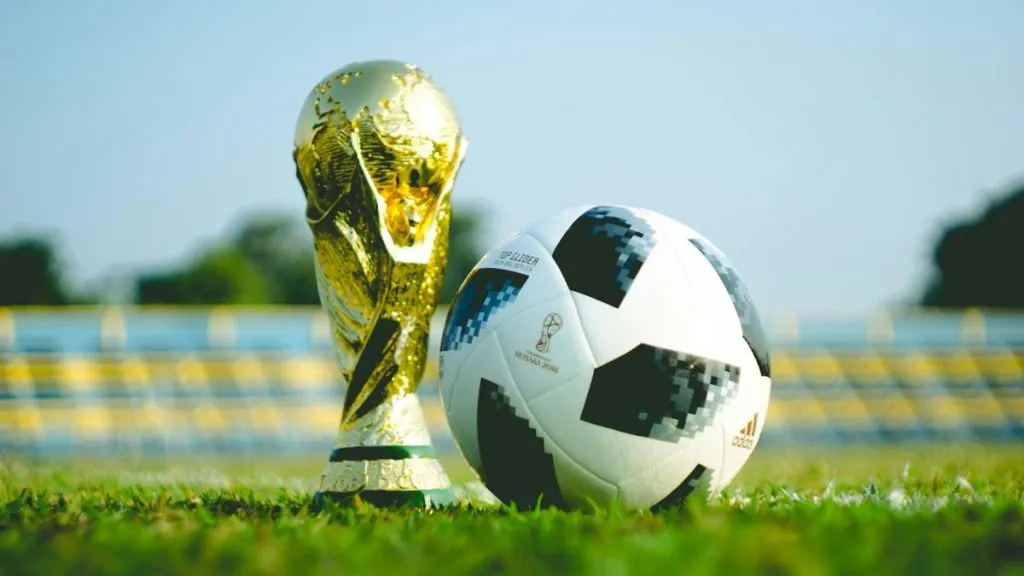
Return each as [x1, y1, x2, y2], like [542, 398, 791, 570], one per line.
[292, 60, 467, 508]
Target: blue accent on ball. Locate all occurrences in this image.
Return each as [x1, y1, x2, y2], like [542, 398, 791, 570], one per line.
[441, 267, 529, 352]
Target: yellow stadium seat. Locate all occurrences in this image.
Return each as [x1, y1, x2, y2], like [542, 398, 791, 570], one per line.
[193, 404, 228, 433]
[176, 357, 208, 387]
[941, 352, 983, 384]
[249, 402, 282, 430]
[103, 406, 130, 430]
[814, 396, 874, 424]
[169, 405, 197, 430]
[837, 354, 891, 385]
[26, 359, 59, 384]
[73, 406, 112, 436]
[119, 357, 151, 386]
[35, 406, 64, 432]
[770, 398, 829, 425]
[861, 396, 918, 425]
[0, 406, 41, 433]
[1001, 396, 1024, 421]
[760, 402, 785, 427]
[60, 358, 102, 391]
[3, 360, 33, 398]
[0, 407, 15, 429]
[887, 353, 940, 386]
[137, 404, 169, 432]
[954, 395, 1007, 424]
[202, 360, 236, 384]
[974, 351, 1023, 382]
[5, 359, 31, 385]
[279, 357, 337, 388]
[98, 359, 125, 382]
[293, 405, 340, 434]
[907, 395, 963, 426]
[768, 355, 799, 383]
[232, 357, 266, 388]
[793, 353, 844, 383]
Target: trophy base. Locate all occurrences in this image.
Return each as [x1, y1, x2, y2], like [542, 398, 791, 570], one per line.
[315, 487, 457, 510]
[313, 393, 455, 510]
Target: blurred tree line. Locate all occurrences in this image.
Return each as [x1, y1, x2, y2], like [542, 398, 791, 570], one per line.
[1, 181, 1022, 310]
[0, 203, 489, 307]
[921, 180, 1024, 309]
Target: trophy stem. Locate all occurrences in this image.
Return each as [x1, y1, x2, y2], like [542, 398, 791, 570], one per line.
[314, 391, 456, 509]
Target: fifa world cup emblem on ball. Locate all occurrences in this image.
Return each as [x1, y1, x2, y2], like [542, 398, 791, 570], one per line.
[292, 60, 467, 508]
[535, 313, 563, 354]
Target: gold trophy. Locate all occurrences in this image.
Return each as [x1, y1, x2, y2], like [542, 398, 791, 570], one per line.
[292, 60, 467, 508]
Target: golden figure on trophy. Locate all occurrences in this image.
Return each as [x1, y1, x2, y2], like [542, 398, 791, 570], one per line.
[292, 60, 467, 508]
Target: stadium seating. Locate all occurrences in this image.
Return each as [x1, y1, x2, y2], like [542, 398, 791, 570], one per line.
[0, 306, 1021, 457]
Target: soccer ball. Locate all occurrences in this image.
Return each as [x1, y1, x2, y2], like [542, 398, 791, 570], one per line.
[438, 205, 772, 511]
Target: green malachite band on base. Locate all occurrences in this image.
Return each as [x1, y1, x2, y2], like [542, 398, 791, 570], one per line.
[313, 487, 457, 510]
[328, 445, 436, 462]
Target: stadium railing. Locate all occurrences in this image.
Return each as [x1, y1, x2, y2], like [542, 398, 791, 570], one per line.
[0, 306, 1021, 457]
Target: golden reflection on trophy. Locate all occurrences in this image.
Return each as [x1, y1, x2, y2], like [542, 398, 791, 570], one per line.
[292, 60, 467, 507]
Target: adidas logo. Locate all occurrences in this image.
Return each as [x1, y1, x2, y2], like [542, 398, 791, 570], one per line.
[731, 414, 759, 450]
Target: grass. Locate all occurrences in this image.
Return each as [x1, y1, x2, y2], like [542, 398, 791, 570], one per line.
[1, 444, 1022, 575]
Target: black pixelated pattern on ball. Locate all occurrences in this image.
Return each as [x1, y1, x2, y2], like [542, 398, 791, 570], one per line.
[551, 206, 657, 308]
[651, 464, 712, 511]
[441, 267, 529, 352]
[688, 238, 772, 377]
[580, 344, 741, 443]
[476, 378, 566, 509]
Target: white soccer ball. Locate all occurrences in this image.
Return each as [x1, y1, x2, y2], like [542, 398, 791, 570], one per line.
[438, 205, 772, 511]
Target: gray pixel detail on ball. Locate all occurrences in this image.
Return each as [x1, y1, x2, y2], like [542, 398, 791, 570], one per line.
[688, 238, 772, 377]
[689, 239, 755, 326]
[649, 351, 742, 443]
[551, 206, 658, 308]
[590, 213, 658, 296]
[580, 343, 743, 443]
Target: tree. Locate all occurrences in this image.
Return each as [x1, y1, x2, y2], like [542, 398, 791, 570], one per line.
[131, 202, 487, 307]
[230, 212, 320, 305]
[921, 181, 1024, 309]
[221, 204, 487, 306]
[0, 236, 76, 306]
[440, 202, 487, 304]
[135, 245, 272, 305]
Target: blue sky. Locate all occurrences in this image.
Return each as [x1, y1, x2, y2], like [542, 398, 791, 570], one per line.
[1, 0, 1021, 317]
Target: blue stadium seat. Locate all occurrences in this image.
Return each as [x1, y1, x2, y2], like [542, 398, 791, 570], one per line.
[983, 314, 1024, 348]
[121, 311, 212, 352]
[786, 318, 870, 350]
[230, 311, 319, 352]
[888, 315, 977, 350]
[9, 310, 107, 353]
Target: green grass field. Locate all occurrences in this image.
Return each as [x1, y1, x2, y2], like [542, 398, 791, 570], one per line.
[1, 445, 1023, 575]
